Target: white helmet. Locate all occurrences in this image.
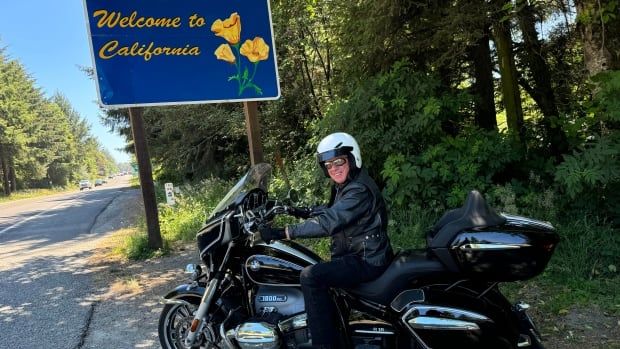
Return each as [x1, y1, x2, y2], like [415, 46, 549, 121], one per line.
[317, 132, 362, 174]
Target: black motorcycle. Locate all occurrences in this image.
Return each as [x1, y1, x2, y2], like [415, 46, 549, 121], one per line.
[158, 163, 559, 349]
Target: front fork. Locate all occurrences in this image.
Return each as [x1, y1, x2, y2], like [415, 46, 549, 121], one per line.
[183, 276, 222, 346]
[184, 241, 235, 347]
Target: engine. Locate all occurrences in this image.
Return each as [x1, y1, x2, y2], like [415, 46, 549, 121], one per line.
[222, 286, 309, 349]
[224, 287, 395, 349]
[254, 286, 305, 316]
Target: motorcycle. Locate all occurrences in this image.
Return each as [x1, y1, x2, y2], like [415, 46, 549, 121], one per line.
[158, 163, 559, 349]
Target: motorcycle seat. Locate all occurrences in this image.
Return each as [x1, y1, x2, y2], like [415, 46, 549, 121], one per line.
[427, 190, 506, 248]
[344, 249, 448, 305]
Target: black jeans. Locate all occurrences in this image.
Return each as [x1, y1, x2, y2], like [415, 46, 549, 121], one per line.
[300, 255, 387, 348]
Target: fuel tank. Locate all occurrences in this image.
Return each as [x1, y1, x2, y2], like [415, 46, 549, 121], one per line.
[244, 241, 319, 286]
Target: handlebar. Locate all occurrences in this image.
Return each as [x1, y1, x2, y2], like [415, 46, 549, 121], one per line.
[242, 203, 318, 246]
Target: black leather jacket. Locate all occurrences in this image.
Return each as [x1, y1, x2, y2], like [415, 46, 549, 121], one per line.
[288, 169, 393, 266]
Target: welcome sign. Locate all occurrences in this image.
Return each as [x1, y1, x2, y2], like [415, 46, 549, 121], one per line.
[82, 0, 281, 107]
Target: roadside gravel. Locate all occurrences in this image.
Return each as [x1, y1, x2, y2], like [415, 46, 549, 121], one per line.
[80, 190, 199, 349]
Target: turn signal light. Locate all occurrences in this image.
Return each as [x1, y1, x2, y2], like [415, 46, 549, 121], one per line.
[190, 319, 200, 332]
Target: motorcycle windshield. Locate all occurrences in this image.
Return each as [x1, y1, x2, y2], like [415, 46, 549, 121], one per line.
[210, 163, 272, 217]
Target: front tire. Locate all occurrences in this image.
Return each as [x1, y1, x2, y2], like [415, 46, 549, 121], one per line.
[158, 300, 203, 349]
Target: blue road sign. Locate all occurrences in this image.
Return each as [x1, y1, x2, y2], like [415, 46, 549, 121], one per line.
[83, 0, 281, 107]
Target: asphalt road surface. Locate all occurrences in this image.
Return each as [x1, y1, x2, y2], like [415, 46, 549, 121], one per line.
[0, 176, 134, 349]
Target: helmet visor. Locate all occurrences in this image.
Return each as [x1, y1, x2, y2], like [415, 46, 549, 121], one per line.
[317, 146, 353, 163]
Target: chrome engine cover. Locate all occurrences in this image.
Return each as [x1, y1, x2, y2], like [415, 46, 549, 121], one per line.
[227, 322, 280, 349]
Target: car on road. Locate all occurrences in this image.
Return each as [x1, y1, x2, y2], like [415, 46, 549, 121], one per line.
[79, 180, 92, 190]
[94, 179, 104, 187]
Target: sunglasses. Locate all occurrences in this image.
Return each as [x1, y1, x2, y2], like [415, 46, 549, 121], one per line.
[324, 157, 347, 170]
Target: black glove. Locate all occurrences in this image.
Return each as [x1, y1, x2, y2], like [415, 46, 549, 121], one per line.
[309, 205, 327, 217]
[289, 205, 327, 219]
[288, 206, 312, 219]
[259, 226, 286, 243]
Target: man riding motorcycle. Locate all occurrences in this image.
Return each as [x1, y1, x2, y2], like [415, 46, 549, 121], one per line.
[259, 132, 394, 348]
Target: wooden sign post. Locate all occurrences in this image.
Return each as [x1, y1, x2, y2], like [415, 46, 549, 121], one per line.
[243, 101, 264, 166]
[128, 107, 162, 250]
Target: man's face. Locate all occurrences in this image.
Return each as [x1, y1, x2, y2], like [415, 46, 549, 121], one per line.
[324, 156, 349, 184]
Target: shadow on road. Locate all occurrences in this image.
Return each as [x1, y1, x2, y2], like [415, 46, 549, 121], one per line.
[0, 188, 135, 262]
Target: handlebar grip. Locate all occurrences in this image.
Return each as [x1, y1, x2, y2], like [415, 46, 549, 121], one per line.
[288, 206, 312, 219]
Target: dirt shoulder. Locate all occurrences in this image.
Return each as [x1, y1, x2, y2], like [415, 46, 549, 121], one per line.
[81, 189, 199, 349]
[81, 191, 619, 349]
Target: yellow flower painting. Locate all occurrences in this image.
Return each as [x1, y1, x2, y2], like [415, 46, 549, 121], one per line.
[212, 13, 270, 96]
[214, 44, 235, 63]
[210, 13, 241, 45]
[240, 38, 270, 63]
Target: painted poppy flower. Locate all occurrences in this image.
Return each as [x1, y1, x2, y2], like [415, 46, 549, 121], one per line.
[214, 44, 236, 63]
[240, 37, 270, 63]
[211, 13, 241, 45]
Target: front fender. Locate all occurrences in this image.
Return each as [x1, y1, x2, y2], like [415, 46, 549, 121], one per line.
[162, 284, 206, 305]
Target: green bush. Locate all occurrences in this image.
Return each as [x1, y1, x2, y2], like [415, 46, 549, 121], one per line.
[312, 60, 467, 184]
[270, 154, 330, 206]
[555, 70, 620, 222]
[158, 177, 232, 243]
[382, 127, 519, 212]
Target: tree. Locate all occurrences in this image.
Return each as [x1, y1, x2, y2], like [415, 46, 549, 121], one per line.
[0, 54, 39, 193]
[575, 0, 620, 76]
[469, 23, 498, 131]
[0, 50, 117, 193]
[493, 2, 525, 139]
[516, 0, 569, 159]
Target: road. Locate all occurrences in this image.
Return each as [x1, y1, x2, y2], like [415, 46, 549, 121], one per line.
[0, 176, 135, 349]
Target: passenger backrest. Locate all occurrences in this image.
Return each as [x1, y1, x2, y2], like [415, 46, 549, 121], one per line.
[427, 190, 506, 248]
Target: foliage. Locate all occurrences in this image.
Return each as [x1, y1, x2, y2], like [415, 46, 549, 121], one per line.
[270, 153, 329, 206]
[550, 216, 620, 281]
[502, 215, 620, 314]
[383, 127, 519, 211]
[555, 70, 620, 221]
[313, 60, 467, 183]
[118, 232, 163, 260]
[0, 49, 117, 195]
[29, 0, 619, 314]
[158, 177, 232, 243]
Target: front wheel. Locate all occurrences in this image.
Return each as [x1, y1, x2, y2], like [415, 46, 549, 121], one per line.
[158, 300, 217, 349]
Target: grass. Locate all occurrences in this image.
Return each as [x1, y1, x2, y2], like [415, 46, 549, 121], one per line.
[0, 187, 72, 203]
[118, 177, 231, 260]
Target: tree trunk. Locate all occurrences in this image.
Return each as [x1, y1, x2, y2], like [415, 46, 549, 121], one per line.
[469, 24, 497, 131]
[517, 1, 569, 159]
[549, 33, 574, 114]
[575, 0, 620, 76]
[9, 156, 17, 192]
[493, 18, 524, 139]
[0, 145, 10, 196]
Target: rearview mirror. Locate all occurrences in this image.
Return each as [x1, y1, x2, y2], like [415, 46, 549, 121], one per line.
[287, 189, 299, 204]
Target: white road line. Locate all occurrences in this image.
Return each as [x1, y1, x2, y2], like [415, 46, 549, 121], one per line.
[0, 200, 70, 235]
